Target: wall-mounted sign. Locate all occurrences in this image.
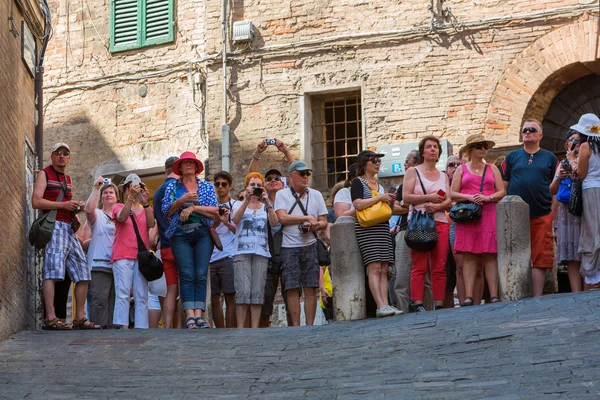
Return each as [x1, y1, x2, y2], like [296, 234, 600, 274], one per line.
[376, 139, 452, 178]
[22, 21, 36, 77]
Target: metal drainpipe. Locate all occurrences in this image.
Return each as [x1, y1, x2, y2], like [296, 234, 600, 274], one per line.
[35, 2, 51, 170]
[221, 0, 230, 172]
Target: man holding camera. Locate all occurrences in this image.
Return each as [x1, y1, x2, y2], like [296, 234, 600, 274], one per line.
[275, 161, 328, 326]
[32, 143, 99, 330]
[502, 119, 558, 297]
[209, 171, 238, 328]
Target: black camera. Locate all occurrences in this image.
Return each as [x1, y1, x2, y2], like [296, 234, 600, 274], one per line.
[560, 158, 572, 173]
[298, 222, 310, 233]
[253, 187, 264, 197]
[218, 206, 228, 216]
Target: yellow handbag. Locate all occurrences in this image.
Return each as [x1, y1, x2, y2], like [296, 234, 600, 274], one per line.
[356, 188, 393, 228]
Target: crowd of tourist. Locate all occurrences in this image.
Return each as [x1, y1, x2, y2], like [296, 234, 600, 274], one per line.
[32, 113, 600, 329]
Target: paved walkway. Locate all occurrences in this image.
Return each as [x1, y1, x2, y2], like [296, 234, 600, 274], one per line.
[1, 291, 599, 399]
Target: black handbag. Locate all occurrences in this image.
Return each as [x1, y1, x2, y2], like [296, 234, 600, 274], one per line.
[130, 213, 164, 282]
[568, 178, 583, 217]
[405, 170, 439, 252]
[28, 176, 67, 249]
[449, 165, 487, 223]
[288, 189, 331, 266]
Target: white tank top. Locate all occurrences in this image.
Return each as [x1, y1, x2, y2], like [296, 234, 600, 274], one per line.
[87, 209, 116, 271]
[583, 151, 600, 190]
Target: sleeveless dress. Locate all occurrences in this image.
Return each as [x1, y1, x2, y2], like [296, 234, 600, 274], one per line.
[352, 178, 394, 266]
[579, 151, 600, 284]
[454, 164, 497, 254]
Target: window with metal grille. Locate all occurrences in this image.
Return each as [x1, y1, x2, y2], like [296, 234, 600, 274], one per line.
[311, 92, 362, 191]
[110, 0, 174, 53]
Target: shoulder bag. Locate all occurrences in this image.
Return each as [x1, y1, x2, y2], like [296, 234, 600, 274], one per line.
[405, 169, 439, 252]
[28, 175, 67, 249]
[355, 179, 393, 228]
[568, 178, 583, 216]
[449, 165, 488, 223]
[130, 213, 164, 282]
[289, 189, 331, 266]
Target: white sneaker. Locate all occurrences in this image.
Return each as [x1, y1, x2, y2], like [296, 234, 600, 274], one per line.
[387, 305, 404, 315]
[376, 306, 395, 318]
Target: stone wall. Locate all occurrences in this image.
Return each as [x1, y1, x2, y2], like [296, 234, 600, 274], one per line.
[0, 0, 43, 340]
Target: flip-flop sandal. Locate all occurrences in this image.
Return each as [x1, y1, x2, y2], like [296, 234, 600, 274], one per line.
[490, 297, 500, 303]
[185, 317, 198, 329]
[42, 318, 72, 330]
[461, 296, 475, 307]
[195, 318, 211, 329]
[72, 318, 101, 330]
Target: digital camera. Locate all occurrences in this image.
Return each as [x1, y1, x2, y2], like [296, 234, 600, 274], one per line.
[298, 222, 310, 233]
[265, 139, 276, 146]
[253, 187, 264, 197]
[103, 177, 111, 186]
[218, 206, 228, 216]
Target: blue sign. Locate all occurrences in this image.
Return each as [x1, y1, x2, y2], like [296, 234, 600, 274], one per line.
[391, 163, 403, 174]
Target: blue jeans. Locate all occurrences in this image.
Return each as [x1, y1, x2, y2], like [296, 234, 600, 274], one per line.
[171, 227, 214, 311]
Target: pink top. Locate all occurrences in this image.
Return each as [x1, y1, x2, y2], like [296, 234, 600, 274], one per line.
[110, 203, 152, 262]
[411, 166, 449, 224]
[459, 164, 496, 195]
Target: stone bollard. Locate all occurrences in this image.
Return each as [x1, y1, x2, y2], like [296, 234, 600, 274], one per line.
[331, 216, 366, 321]
[496, 196, 532, 301]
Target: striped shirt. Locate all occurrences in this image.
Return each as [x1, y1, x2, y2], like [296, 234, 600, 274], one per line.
[42, 165, 73, 223]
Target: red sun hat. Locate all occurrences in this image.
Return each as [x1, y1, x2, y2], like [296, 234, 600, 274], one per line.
[172, 151, 204, 176]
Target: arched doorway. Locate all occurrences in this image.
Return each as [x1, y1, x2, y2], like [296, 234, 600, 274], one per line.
[542, 73, 600, 153]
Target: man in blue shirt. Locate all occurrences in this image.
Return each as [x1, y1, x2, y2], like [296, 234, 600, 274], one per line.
[153, 156, 180, 328]
[502, 119, 558, 297]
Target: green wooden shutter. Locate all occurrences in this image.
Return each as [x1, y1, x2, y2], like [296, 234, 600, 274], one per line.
[142, 0, 174, 46]
[110, 0, 174, 53]
[110, 0, 140, 52]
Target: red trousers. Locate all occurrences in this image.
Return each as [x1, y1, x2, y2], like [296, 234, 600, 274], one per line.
[410, 222, 449, 302]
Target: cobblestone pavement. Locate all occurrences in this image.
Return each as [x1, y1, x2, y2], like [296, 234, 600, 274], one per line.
[1, 291, 599, 399]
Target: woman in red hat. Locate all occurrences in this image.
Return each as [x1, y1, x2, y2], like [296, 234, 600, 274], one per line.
[162, 151, 219, 329]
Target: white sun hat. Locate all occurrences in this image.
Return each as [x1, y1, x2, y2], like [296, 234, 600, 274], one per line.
[570, 113, 600, 137]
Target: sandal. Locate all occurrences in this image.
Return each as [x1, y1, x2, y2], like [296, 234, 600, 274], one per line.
[72, 318, 101, 330]
[490, 296, 500, 303]
[461, 296, 474, 307]
[195, 317, 211, 329]
[42, 318, 72, 330]
[185, 317, 198, 329]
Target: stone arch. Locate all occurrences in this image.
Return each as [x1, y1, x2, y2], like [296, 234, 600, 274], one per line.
[485, 16, 600, 147]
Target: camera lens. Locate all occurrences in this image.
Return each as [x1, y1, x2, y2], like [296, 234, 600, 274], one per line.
[253, 187, 263, 197]
[218, 208, 225, 216]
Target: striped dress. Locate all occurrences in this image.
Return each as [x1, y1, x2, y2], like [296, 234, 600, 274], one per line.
[351, 177, 394, 266]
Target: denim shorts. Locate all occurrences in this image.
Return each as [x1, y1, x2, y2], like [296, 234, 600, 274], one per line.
[281, 243, 320, 291]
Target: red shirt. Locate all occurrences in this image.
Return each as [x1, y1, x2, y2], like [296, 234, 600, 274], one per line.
[110, 203, 152, 262]
[42, 165, 73, 223]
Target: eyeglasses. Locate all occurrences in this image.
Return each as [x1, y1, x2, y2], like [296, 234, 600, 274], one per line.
[52, 150, 70, 156]
[447, 162, 461, 168]
[266, 175, 281, 182]
[249, 182, 263, 188]
[522, 127, 538, 134]
[472, 143, 489, 150]
[297, 171, 312, 177]
[214, 181, 229, 188]
[369, 157, 382, 164]
[528, 154, 534, 166]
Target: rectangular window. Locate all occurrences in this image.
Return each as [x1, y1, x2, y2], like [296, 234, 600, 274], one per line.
[311, 91, 362, 191]
[110, 0, 174, 53]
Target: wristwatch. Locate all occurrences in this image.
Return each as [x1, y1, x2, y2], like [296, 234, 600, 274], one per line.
[400, 200, 407, 208]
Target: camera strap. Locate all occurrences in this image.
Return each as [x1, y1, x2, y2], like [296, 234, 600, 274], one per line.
[289, 188, 319, 240]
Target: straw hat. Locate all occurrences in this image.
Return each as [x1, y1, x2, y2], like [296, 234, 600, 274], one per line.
[462, 134, 496, 152]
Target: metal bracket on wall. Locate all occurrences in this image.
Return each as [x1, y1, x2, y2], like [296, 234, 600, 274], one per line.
[428, 0, 462, 32]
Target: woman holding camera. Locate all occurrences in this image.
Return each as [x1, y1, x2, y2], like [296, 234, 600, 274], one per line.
[162, 152, 218, 329]
[550, 129, 582, 292]
[112, 173, 154, 329]
[84, 176, 119, 328]
[231, 172, 278, 328]
[352, 150, 400, 318]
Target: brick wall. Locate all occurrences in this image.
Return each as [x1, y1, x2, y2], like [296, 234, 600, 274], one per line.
[0, 0, 41, 340]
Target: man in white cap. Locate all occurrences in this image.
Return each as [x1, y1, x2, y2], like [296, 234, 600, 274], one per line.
[274, 160, 328, 326]
[32, 143, 99, 329]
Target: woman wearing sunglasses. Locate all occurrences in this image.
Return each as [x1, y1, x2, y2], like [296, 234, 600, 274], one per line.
[451, 134, 505, 306]
[352, 150, 400, 317]
[231, 172, 278, 328]
[162, 152, 219, 329]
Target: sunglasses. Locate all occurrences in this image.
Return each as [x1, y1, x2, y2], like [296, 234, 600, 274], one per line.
[297, 171, 312, 177]
[249, 182, 263, 188]
[266, 175, 281, 182]
[369, 157, 382, 164]
[447, 162, 461, 168]
[214, 181, 229, 188]
[522, 127, 538, 134]
[52, 150, 70, 156]
[472, 143, 489, 150]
